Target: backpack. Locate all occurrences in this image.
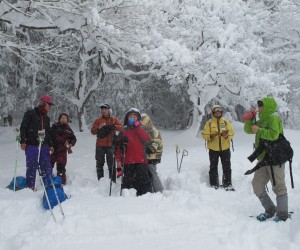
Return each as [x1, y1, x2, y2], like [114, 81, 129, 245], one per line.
[42, 176, 68, 210]
[7, 176, 26, 191]
[261, 134, 293, 166]
[245, 134, 294, 188]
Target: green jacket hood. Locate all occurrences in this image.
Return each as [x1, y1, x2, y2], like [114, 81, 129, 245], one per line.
[258, 97, 278, 120]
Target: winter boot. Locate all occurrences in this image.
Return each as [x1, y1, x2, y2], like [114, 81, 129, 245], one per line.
[257, 212, 273, 222]
[57, 164, 67, 184]
[224, 185, 235, 191]
[273, 194, 289, 222]
[58, 173, 66, 185]
[257, 194, 276, 221]
[211, 185, 219, 190]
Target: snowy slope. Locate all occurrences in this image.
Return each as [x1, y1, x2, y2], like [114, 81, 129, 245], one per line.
[0, 122, 299, 250]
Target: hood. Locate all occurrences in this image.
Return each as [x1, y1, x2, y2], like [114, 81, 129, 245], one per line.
[123, 108, 141, 125]
[141, 113, 153, 128]
[258, 97, 278, 120]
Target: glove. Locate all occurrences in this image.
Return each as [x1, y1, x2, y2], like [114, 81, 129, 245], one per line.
[106, 124, 116, 131]
[242, 110, 257, 122]
[133, 121, 140, 127]
[210, 132, 219, 138]
[97, 126, 111, 138]
[145, 144, 156, 154]
[221, 130, 229, 139]
[117, 168, 123, 178]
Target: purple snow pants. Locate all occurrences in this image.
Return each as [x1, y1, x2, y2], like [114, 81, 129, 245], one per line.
[25, 145, 53, 189]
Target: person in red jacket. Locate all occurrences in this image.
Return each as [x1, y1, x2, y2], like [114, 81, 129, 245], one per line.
[91, 104, 122, 182]
[116, 108, 152, 196]
[50, 113, 77, 184]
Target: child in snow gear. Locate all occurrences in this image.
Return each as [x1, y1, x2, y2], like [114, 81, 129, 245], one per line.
[201, 105, 234, 190]
[141, 113, 164, 193]
[50, 113, 77, 185]
[116, 108, 152, 196]
[91, 104, 122, 182]
[244, 97, 290, 222]
[20, 95, 54, 190]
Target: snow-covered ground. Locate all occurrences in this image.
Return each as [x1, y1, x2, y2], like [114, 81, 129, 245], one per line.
[0, 122, 299, 250]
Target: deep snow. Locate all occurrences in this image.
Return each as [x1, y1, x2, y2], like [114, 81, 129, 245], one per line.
[0, 122, 299, 250]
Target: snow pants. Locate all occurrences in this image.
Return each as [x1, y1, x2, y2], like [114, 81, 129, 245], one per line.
[95, 146, 115, 181]
[252, 164, 288, 218]
[122, 163, 152, 196]
[25, 145, 52, 189]
[50, 145, 68, 184]
[148, 164, 164, 193]
[209, 149, 232, 187]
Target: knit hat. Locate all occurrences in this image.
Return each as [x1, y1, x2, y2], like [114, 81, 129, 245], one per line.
[39, 95, 55, 106]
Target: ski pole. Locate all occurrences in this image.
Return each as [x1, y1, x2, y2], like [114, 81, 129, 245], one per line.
[175, 145, 180, 172]
[178, 149, 188, 173]
[49, 174, 65, 219]
[119, 136, 127, 196]
[37, 135, 57, 223]
[13, 128, 20, 191]
[119, 149, 125, 196]
[37, 130, 57, 223]
[109, 150, 116, 196]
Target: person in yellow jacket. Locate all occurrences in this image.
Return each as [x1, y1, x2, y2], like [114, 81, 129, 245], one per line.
[201, 105, 234, 190]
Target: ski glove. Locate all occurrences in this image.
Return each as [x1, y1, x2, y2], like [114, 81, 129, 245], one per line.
[221, 130, 229, 139]
[133, 121, 140, 127]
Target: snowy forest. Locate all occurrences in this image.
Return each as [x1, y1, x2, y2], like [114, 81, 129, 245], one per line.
[1, 0, 300, 132]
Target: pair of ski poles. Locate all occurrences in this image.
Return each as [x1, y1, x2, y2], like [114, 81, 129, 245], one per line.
[13, 128, 21, 192]
[175, 145, 188, 173]
[36, 130, 65, 223]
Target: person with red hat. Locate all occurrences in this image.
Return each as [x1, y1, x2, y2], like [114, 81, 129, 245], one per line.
[20, 95, 55, 190]
[50, 113, 77, 184]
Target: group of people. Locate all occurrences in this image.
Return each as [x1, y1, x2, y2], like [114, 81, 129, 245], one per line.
[201, 97, 289, 222]
[20, 96, 77, 188]
[91, 104, 164, 196]
[20, 96, 164, 196]
[19, 95, 289, 222]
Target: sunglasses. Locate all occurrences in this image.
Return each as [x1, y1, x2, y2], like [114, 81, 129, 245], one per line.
[213, 108, 223, 113]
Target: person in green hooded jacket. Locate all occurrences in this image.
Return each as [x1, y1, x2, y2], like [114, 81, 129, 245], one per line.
[244, 97, 289, 222]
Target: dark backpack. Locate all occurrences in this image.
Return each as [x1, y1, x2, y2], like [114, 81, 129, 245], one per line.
[262, 134, 293, 166]
[245, 134, 294, 188]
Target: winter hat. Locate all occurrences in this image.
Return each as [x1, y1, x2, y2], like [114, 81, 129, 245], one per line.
[58, 113, 69, 122]
[212, 104, 223, 113]
[124, 108, 141, 125]
[39, 95, 55, 106]
[141, 113, 153, 128]
[100, 103, 112, 114]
